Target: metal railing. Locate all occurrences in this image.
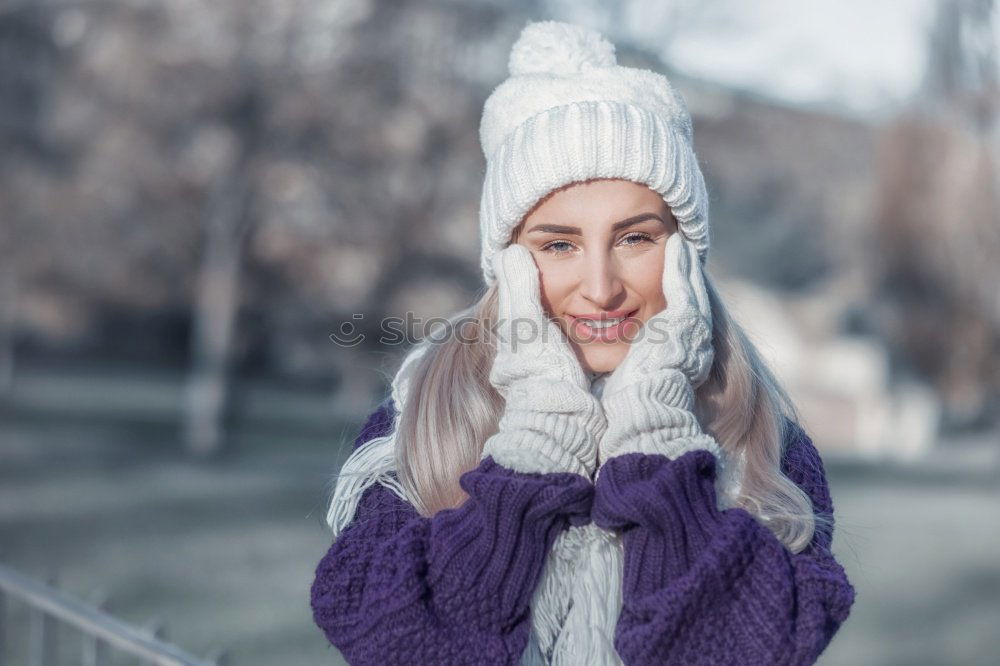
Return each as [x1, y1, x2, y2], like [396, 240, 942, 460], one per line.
[0, 562, 228, 666]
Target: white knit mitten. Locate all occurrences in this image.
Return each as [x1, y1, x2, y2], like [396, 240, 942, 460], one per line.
[598, 234, 721, 468]
[481, 244, 607, 478]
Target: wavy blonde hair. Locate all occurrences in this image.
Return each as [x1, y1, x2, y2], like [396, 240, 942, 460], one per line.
[394, 269, 826, 554]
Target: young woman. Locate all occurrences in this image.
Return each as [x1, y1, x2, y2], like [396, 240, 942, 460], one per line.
[311, 20, 855, 666]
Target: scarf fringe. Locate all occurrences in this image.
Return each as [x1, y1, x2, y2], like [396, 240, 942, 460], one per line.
[527, 523, 625, 665]
[325, 431, 409, 538]
[326, 340, 433, 538]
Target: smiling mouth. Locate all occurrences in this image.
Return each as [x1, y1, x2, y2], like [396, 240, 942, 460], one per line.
[567, 309, 640, 341]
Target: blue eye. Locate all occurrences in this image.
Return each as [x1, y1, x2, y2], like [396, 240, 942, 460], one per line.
[542, 240, 575, 254]
[620, 232, 652, 246]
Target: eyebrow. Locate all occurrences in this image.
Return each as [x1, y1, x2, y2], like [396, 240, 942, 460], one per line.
[525, 213, 665, 236]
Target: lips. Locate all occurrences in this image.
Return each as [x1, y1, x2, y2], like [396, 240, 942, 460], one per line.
[568, 309, 639, 343]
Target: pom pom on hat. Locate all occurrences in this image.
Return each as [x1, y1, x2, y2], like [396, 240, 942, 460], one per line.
[508, 21, 616, 76]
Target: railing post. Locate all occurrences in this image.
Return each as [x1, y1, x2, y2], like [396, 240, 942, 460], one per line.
[82, 591, 109, 666]
[0, 586, 6, 666]
[141, 616, 166, 666]
[29, 573, 57, 666]
[83, 634, 109, 666]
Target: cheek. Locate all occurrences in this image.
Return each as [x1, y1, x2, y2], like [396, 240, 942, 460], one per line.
[620, 250, 666, 311]
[533, 258, 576, 314]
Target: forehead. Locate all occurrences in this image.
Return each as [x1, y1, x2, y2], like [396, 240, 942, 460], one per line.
[524, 179, 667, 224]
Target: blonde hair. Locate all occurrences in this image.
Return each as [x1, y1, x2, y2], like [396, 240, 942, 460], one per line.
[394, 273, 826, 554]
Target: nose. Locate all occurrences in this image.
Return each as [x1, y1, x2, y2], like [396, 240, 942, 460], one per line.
[578, 250, 625, 309]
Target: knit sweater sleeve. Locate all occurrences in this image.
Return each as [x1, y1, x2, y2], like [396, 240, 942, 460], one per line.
[592, 422, 856, 666]
[310, 399, 595, 665]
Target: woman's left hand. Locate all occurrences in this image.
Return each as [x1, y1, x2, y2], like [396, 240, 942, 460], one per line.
[597, 233, 721, 467]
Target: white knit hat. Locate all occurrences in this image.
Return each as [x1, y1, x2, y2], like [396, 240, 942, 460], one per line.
[478, 20, 711, 284]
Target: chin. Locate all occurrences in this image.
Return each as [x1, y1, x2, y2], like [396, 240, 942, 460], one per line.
[574, 343, 628, 374]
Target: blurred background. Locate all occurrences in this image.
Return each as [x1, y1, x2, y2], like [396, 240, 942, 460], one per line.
[0, 0, 997, 663]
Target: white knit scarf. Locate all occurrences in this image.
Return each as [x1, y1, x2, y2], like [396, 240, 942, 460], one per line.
[325, 347, 745, 665]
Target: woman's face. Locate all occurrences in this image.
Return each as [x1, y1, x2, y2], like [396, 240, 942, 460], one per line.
[514, 179, 678, 373]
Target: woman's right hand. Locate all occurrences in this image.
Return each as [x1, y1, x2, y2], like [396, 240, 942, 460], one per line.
[481, 243, 607, 478]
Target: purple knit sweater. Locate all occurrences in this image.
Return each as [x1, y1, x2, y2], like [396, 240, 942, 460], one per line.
[311, 400, 855, 665]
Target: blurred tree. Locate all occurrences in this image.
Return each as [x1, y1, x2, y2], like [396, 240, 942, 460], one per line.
[0, 0, 529, 447]
[0, 4, 63, 393]
[871, 0, 999, 429]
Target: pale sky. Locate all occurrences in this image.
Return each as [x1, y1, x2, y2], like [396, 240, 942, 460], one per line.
[547, 0, 957, 119]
